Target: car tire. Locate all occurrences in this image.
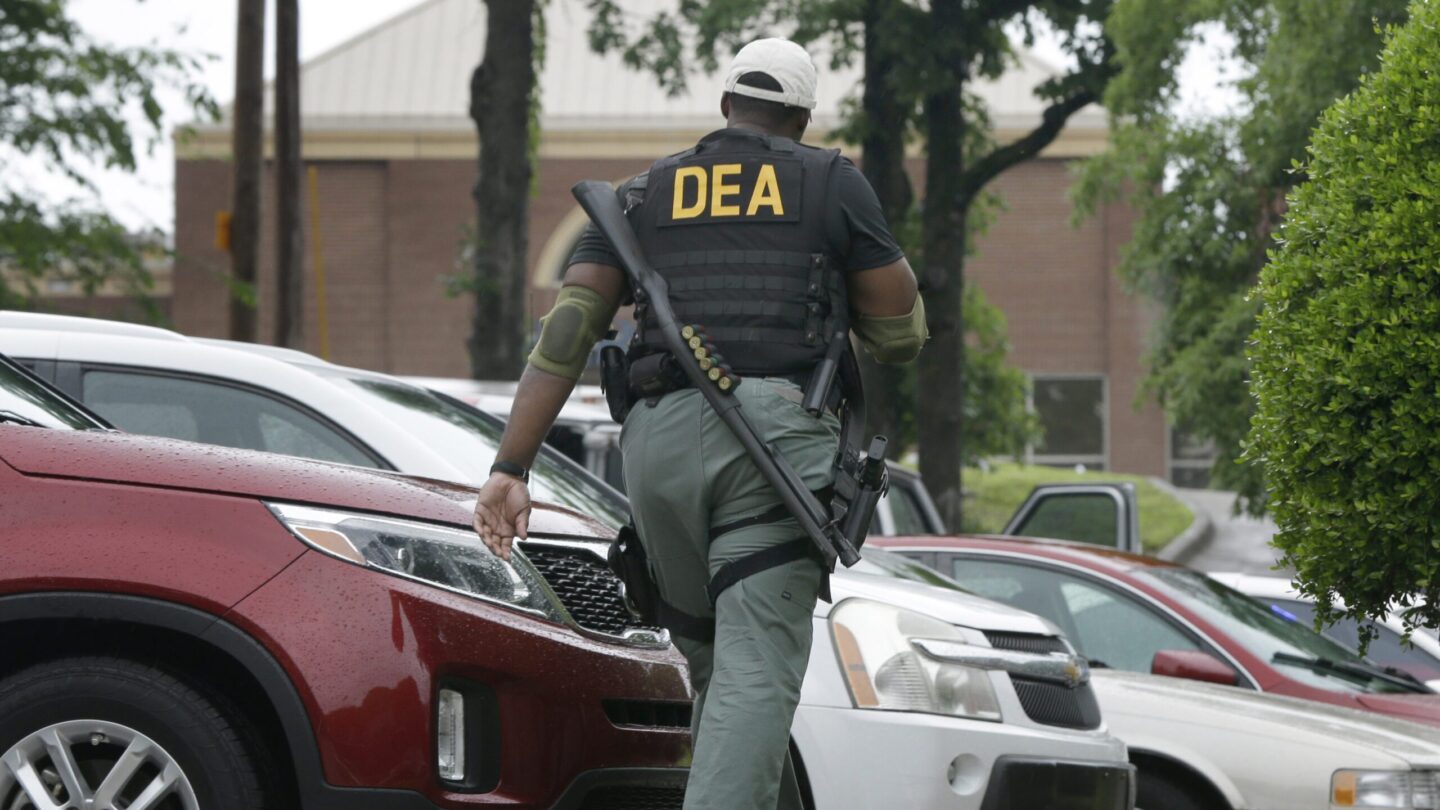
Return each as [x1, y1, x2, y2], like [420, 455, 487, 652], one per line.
[1135, 767, 1213, 810]
[0, 656, 266, 810]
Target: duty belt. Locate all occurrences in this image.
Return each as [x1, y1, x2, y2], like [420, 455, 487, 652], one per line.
[629, 355, 843, 415]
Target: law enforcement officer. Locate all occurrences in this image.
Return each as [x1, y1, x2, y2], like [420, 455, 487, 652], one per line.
[473, 38, 927, 810]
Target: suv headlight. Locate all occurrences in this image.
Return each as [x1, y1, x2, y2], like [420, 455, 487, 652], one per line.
[268, 503, 563, 622]
[829, 598, 1002, 722]
[1333, 770, 1439, 808]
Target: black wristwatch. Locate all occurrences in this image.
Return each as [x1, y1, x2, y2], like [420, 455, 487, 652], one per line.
[489, 460, 529, 483]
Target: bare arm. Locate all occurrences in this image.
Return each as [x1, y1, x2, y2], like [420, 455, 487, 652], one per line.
[847, 257, 919, 316]
[847, 257, 928, 364]
[473, 261, 627, 559]
[492, 262, 628, 467]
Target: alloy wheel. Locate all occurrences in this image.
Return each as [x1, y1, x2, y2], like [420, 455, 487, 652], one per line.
[0, 720, 198, 810]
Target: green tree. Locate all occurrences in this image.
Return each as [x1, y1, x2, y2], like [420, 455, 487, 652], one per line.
[1077, 0, 1408, 509]
[586, 0, 1108, 526]
[1248, 1, 1440, 635]
[0, 0, 214, 308]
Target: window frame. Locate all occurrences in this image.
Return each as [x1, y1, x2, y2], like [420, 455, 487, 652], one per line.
[1166, 423, 1218, 489]
[938, 549, 1259, 688]
[1026, 373, 1109, 471]
[64, 361, 394, 471]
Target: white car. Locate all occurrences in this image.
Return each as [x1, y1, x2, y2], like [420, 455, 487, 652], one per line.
[864, 543, 1440, 810]
[1094, 669, 1440, 810]
[1211, 572, 1440, 691]
[2, 312, 1134, 809]
[406, 375, 949, 537]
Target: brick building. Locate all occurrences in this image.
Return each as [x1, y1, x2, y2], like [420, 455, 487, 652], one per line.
[172, 0, 1185, 480]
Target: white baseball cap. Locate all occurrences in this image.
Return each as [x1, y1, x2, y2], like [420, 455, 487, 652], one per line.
[723, 38, 818, 111]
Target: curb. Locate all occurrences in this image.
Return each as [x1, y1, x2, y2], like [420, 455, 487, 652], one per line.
[1150, 476, 1215, 563]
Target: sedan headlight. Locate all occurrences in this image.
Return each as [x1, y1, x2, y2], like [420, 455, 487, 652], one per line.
[268, 503, 563, 622]
[829, 598, 1002, 722]
[1333, 770, 1440, 808]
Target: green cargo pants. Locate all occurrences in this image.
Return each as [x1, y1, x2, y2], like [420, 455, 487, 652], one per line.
[620, 377, 840, 810]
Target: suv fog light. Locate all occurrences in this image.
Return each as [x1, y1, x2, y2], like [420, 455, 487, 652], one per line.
[437, 688, 466, 782]
[1333, 770, 1440, 808]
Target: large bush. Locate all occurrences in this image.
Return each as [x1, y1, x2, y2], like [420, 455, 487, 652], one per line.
[1248, 1, 1440, 634]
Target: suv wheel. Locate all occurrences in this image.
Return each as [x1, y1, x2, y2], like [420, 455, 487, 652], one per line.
[0, 657, 265, 810]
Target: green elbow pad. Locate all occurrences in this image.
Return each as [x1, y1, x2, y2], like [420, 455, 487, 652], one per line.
[855, 296, 929, 364]
[528, 285, 611, 380]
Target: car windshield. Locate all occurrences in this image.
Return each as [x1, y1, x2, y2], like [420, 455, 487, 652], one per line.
[857, 547, 972, 594]
[0, 357, 103, 430]
[318, 372, 628, 529]
[1139, 567, 1419, 693]
[1269, 598, 1440, 684]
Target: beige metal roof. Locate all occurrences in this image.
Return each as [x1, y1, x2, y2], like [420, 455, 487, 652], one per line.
[240, 0, 1105, 136]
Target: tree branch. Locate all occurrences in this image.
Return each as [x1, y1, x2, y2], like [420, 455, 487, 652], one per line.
[959, 87, 1096, 202]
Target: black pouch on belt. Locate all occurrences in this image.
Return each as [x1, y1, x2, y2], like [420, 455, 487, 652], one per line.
[599, 345, 631, 424]
[627, 352, 685, 402]
[607, 523, 659, 624]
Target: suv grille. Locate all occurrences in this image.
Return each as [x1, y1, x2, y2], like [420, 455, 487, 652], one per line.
[521, 544, 658, 637]
[984, 630, 1069, 655]
[984, 632, 1102, 730]
[580, 786, 686, 809]
[1012, 677, 1103, 730]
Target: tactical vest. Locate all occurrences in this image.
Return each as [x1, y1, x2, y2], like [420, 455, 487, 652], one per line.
[628, 128, 847, 377]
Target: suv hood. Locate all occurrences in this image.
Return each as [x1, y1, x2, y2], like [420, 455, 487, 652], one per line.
[1, 428, 609, 539]
[823, 568, 1062, 637]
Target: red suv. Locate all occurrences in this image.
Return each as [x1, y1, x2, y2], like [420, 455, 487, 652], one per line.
[0, 355, 691, 810]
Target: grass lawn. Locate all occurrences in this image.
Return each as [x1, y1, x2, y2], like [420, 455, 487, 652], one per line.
[959, 463, 1195, 554]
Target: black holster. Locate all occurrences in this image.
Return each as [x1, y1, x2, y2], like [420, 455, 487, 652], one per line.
[600, 345, 631, 424]
[607, 523, 658, 624]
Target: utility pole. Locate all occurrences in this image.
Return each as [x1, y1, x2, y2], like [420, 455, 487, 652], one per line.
[230, 0, 264, 342]
[274, 0, 304, 348]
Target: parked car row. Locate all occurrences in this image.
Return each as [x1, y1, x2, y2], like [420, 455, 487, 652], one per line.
[0, 313, 1130, 809]
[5, 311, 1440, 810]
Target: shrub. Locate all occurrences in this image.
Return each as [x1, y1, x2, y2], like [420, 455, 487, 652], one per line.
[1247, 0, 1440, 636]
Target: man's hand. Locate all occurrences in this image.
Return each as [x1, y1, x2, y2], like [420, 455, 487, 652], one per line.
[473, 473, 531, 562]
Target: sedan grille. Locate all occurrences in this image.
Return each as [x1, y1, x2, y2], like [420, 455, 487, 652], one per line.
[521, 544, 659, 637]
[984, 631, 1069, 655]
[579, 786, 686, 809]
[1011, 677, 1103, 730]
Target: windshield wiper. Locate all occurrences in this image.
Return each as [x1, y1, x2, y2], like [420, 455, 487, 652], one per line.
[1273, 651, 1429, 693]
[0, 410, 45, 428]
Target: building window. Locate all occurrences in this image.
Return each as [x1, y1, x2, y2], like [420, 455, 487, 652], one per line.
[1029, 375, 1107, 471]
[1169, 425, 1217, 489]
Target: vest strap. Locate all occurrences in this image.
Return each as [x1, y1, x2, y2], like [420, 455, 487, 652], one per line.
[652, 249, 815, 270]
[667, 274, 813, 296]
[686, 325, 811, 346]
[672, 300, 811, 321]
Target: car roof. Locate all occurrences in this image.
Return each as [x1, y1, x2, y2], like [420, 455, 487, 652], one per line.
[871, 533, 1184, 574]
[0, 311, 187, 341]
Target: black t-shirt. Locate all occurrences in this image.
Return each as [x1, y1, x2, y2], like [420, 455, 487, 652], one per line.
[566, 148, 904, 273]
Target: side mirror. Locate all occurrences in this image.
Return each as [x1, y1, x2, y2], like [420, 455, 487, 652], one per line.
[1151, 649, 1239, 686]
